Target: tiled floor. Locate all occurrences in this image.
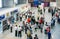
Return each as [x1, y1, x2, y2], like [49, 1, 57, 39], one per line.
[0, 7, 60, 39]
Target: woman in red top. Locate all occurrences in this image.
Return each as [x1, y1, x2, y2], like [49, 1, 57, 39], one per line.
[27, 18, 31, 23]
[46, 26, 50, 33]
[39, 18, 43, 24]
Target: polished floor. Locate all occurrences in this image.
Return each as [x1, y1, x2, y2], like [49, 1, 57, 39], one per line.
[0, 7, 60, 39]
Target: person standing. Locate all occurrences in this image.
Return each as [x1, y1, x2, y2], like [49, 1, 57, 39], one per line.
[10, 24, 13, 33]
[18, 26, 22, 37]
[25, 24, 28, 34]
[39, 17, 43, 24]
[22, 21, 25, 31]
[34, 23, 37, 31]
[48, 8, 50, 13]
[51, 9, 54, 17]
[27, 29, 31, 39]
[40, 23, 43, 33]
[7, 20, 10, 29]
[20, 14, 22, 21]
[53, 16, 56, 25]
[30, 26, 32, 34]
[51, 19, 53, 26]
[44, 8, 45, 13]
[15, 25, 18, 37]
[48, 31, 51, 39]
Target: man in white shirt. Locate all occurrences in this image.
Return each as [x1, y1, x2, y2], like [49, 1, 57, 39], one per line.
[14, 25, 18, 37]
[10, 24, 13, 33]
[7, 20, 10, 29]
[18, 26, 22, 37]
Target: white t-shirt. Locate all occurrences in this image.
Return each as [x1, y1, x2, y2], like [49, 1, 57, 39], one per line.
[34, 23, 37, 28]
[14, 27, 18, 30]
[7, 21, 10, 25]
[19, 22, 23, 27]
[18, 27, 22, 31]
[10, 24, 12, 27]
[22, 17, 25, 21]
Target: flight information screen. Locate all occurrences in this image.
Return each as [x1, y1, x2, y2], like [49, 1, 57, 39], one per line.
[0, 0, 2, 8]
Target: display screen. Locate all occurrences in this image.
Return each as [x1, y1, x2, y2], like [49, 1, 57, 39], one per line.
[0, 0, 2, 8]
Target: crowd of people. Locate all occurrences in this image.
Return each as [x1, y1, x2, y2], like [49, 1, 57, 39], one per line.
[9, 7, 60, 39]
